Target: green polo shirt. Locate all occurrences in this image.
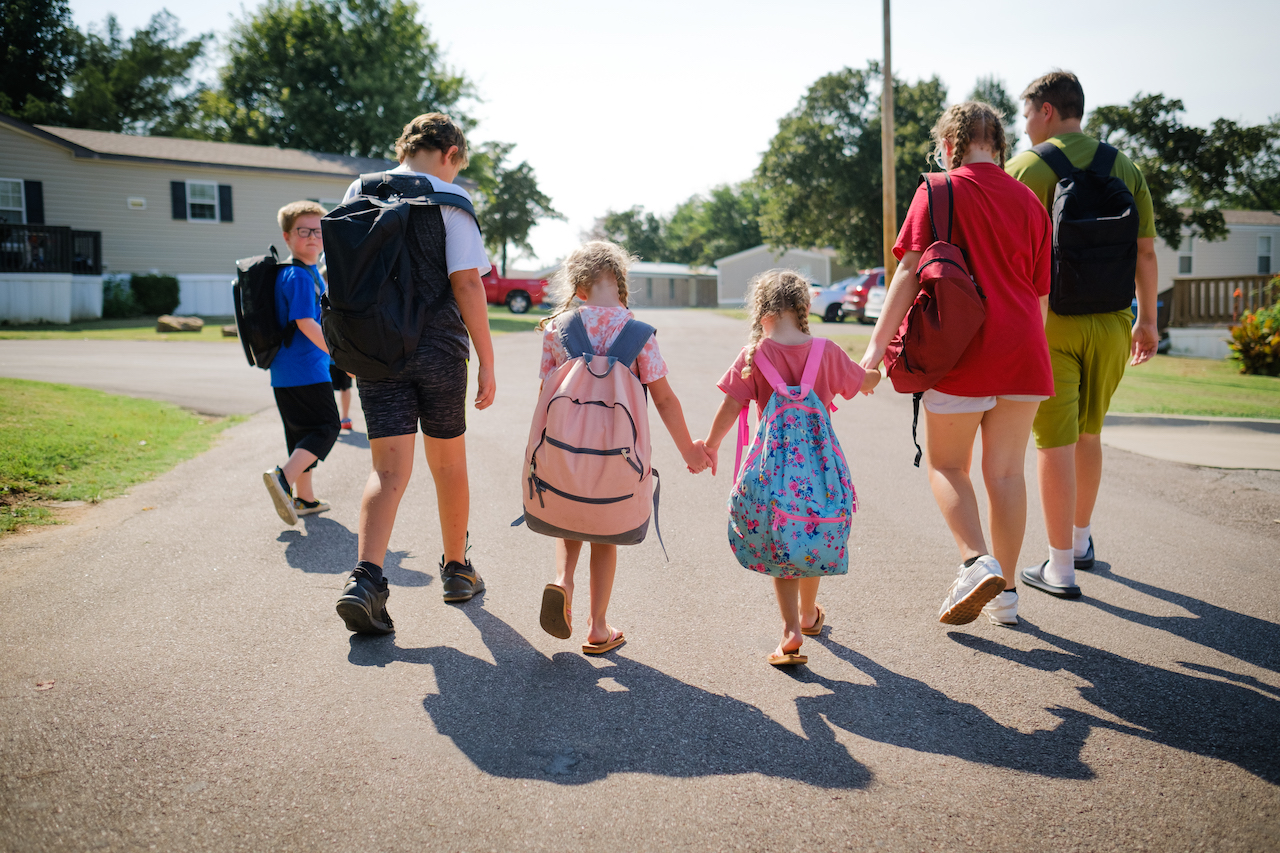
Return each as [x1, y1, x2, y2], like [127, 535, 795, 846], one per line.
[1005, 132, 1157, 239]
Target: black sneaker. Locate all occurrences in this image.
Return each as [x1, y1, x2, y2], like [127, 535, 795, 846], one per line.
[336, 570, 394, 634]
[440, 558, 485, 603]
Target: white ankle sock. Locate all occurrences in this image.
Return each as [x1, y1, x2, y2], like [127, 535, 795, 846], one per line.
[1073, 525, 1092, 557]
[1044, 547, 1076, 587]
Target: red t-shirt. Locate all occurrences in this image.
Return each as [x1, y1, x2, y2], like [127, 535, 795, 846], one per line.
[893, 163, 1054, 397]
[717, 337, 866, 412]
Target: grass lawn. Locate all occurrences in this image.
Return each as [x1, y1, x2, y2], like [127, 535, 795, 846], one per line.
[0, 316, 238, 342]
[1110, 354, 1280, 420]
[487, 303, 547, 333]
[0, 379, 240, 535]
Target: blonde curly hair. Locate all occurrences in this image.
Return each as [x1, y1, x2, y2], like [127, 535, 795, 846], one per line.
[537, 241, 636, 331]
[931, 100, 1009, 170]
[741, 269, 812, 379]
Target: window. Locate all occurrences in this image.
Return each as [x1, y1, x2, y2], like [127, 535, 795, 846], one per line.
[1260, 235, 1273, 275]
[668, 278, 675, 300]
[1178, 234, 1193, 275]
[186, 181, 218, 221]
[0, 178, 24, 224]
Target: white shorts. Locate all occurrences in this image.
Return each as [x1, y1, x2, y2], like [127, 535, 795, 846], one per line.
[922, 390, 1049, 415]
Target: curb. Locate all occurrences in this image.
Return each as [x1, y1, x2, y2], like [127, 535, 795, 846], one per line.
[1105, 413, 1280, 434]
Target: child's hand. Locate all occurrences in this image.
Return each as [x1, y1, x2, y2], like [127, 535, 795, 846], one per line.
[702, 441, 719, 476]
[684, 439, 709, 474]
[860, 368, 881, 396]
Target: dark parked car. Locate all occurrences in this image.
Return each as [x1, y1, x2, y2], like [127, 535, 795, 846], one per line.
[841, 267, 885, 324]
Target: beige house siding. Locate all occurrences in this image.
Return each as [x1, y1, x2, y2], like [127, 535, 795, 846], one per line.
[1152, 216, 1280, 292]
[714, 246, 831, 305]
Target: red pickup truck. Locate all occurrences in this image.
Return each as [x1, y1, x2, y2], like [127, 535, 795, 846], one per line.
[483, 268, 547, 314]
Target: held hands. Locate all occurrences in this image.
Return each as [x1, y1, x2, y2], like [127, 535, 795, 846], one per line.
[1130, 321, 1159, 366]
[684, 439, 717, 475]
[860, 367, 882, 395]
[474, 364, 496, 410]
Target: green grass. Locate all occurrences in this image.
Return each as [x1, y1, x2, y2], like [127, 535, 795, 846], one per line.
[0, 379, 240, 534]
[0, 316, 238, 342]
[487, 303, 547, 333]
[1110, 354, 1280, 419]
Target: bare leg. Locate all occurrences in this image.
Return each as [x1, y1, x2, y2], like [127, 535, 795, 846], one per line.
[423, 435, 469, 565]
[357, 433, 415, 565]
[1037, 443, 1077, 552]
[799, 577, 821, 631]
[923, 408, 987, 563]
[977, 399, 1039, 588]
[585, 543, 618, 645]
[1075, 433, 1104, 528]
[554, 539, 583, 614]
[282, 448, 319, 502]
[773, 578, 803, 656]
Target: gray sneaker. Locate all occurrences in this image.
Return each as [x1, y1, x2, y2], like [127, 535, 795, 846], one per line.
[263, 467, 298, 526]
[336, 570, 394, 635]
[939, 555, 1005, 625]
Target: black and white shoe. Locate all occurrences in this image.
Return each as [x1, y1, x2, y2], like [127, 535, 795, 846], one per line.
[336, 569, 394, 634]
[1074, 536, 1095, 570]
[440, 558, 485, 603]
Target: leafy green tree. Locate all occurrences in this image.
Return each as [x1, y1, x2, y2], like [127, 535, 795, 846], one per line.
[210, 0, 472, 157]
[1199, 116, 1280, 211]
[0, 0, 77, 123]
[468, 142, 562, 275]
[663, 182, 764, 265]
[756, 62, 945, 268]
[584, 206, 669, 263]
[65, 11, 209, 134]
[968, 75, 1019, 153]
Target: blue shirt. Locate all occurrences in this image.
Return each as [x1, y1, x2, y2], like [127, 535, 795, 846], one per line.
[269, 263, 331, 388]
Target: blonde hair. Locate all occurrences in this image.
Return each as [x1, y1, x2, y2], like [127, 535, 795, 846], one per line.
[537, 241, 636, 331]
[741, 269, 812, 379]
[277, 200, 326, 233]
[394, 113, 469, 167]
[931, 100, 1009, 170]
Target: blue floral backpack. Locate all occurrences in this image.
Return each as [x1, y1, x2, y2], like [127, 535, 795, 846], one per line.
[727, 338, 856, 578]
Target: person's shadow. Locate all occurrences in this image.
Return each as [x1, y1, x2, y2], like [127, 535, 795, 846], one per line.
[336, 430, 369, 449]
[1083, 562, 1280, 674]
[951, 621, 1280, 785]
[277, 515, 430, 587]
[347, 605, 871, 787]
[789, 636, 1094, 779]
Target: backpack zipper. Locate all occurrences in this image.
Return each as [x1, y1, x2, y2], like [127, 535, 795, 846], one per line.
[531, 475, 634, 507]
[544, 435, 644, 476]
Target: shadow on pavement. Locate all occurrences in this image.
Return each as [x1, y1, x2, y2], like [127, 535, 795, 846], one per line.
[952, 621, 1280, 786]
[347, 604, 871, 787]
[1083, 563, 1280, 674]
[336, 430, 369, 449]
[792, 636, 1093, 779]
[277, 515, 430, 587]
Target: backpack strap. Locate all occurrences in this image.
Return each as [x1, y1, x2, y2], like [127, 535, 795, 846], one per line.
[920, 173, 954, 243]
[357, 171, 481, 226]
[799, 337, 825, 396]
[606, 319, 657, 368]
[734, 405, 751, 481]
[1032, 141, 1075, 180]
[560, 311, 594, 359]
[750, 340, 823, 401]
[1087, 142, 1119, 177]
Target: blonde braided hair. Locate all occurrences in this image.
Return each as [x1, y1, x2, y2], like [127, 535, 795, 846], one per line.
[931, 100, 1009, 170]
[741, 269, 812, 379]
[536, 240, 636, 331]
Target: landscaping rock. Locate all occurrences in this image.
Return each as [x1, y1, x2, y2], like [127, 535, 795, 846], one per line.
[221, 325, 238, 338]
[157, 315, 204, 333]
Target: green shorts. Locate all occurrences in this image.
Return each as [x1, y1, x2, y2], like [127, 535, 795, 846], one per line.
[1033, 308, 1132, 449]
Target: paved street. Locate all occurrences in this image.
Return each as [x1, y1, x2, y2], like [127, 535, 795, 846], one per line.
[2, 310, 1278, 852]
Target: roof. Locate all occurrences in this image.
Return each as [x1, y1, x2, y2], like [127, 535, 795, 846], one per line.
[1222, 210, 1280, 226]
[713, 243, 829, 266]
[629, 261, 717, 277]
[2, 112, 396, 179]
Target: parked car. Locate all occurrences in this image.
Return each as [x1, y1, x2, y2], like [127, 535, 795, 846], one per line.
[483, 266, 548, 313]
[861, 268, 888, 322]
[809, 280, 850, 323]
[843, 268, 885, 324]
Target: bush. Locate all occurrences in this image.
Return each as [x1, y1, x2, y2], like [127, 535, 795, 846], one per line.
[1229, 277, 1280, 376]
[130, 274, 180, 316]
[102, 275, 140, 318]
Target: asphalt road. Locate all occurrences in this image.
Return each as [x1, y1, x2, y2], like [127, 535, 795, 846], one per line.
[2, 310, 1278, 852]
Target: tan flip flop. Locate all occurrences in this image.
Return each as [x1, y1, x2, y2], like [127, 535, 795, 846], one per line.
[768, 650, 808, 666]
[540, 584, 572, 639]
[801, 604, 826, 636]
[582, 629, 625, 655]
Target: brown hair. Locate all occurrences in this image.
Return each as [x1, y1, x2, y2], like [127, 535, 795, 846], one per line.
[1020, 70, 1085, 121]
[741, 269, 811, 379]
[277, 200, 326, 233]
[394, 112, 469, 167]
[931, 100, 1010, 170]
[537, 240, 636, 331]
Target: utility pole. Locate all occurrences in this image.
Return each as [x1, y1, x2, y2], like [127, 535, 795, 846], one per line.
[880, 0, 897, 279]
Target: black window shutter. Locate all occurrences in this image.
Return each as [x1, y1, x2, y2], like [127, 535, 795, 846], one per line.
[171, 181, 187, 220]
[218, 184, 233, 222]
[23, 181, 44, 224]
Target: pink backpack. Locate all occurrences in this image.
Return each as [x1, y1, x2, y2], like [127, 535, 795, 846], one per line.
[517, 311, 664, 552]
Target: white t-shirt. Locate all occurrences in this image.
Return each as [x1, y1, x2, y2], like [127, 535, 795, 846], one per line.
[343, 166, 491, 277]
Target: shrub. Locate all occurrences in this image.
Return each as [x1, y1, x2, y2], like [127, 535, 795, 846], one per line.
[130, 274, 180, 315]
[102, 275, 140, 318]
[1229, 277, 1280, 376]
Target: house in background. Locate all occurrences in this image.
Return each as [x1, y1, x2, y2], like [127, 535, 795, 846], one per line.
[627, 262, 719, 307]
[0, 113, 393, 322]
[714, 245, 832, 306]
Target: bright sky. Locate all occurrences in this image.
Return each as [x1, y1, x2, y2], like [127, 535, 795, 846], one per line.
[70, 0, 1279, 269]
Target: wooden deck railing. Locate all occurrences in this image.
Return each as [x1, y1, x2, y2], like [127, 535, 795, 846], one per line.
[1169, 275, 1276, 327]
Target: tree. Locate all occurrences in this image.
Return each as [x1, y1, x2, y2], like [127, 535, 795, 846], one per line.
[468, 142, 562, 275]
[210, 0, 473, 157]
[968, 75, 1019, 153]
[65, 11, 209, 135]
[662, 182, 764, 266]
[0, 0, 77, 123]
[1199, 116, 1280, 211]
[756, 62, 946, 268]
[583, 207, 669, 263]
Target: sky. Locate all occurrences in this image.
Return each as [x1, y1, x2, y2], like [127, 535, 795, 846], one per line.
[69, 0, 1280, 270]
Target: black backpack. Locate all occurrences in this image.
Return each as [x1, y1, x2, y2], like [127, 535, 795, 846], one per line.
[232, 247, 319, 369]
[1032, 141, 1140, 315]
[319, 171, 480, 379]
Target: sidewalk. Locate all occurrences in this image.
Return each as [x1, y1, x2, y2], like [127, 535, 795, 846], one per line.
[1102, 413, 1280, 470]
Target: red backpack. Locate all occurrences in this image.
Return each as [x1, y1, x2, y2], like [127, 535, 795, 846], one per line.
[883, 172, 987, 465]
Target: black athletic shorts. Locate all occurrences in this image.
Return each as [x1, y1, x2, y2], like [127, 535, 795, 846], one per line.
[357, 344, 467, 440]
[329, 363, 352, 391]
[273, 382, 341, 470]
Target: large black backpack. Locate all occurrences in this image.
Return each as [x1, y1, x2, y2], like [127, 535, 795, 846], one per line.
[1032, 141, 1139, 315]
[232, 247, 317, 369]
[320, 172, 479, 379]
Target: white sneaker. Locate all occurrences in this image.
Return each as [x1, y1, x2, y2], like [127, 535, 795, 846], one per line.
[982, 590, 1019, 626]
[939, 555, 1005, 625]
[293, 497, 330, 517]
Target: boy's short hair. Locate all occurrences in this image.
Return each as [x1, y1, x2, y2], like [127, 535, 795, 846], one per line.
[395, 113, 469, 168]
[1020, 70, 1085, 120]
[278, 200, 326, 233]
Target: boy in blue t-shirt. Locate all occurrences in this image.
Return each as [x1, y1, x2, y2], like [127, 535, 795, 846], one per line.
[262, 200, 341, 526]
